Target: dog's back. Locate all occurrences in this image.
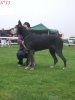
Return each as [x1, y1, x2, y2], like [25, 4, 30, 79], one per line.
[25, 33, 63, 51]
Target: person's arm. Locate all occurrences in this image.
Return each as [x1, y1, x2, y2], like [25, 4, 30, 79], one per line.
[6, 31, 8, 37]
[17, 34, 24, 45]
[0, 33, 1, 36]
[0, 32, 2, 36]
[17, 34, 22, 45]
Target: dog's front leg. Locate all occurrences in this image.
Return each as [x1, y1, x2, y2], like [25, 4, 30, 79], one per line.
[25, 51, 31, 69]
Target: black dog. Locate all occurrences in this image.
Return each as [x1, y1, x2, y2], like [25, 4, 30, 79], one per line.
[12, 20, 66, 70]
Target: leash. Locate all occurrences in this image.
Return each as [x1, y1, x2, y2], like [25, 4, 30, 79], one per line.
[23, 33, 31, 39]
[23, 43, 28, 50]
[23, 33, 31, 50]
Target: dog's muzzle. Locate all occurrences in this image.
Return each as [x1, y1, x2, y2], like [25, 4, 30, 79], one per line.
[10, 27, 18, 35]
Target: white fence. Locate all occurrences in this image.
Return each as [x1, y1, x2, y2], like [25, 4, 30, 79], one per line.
[0, 37, 18, 39]
[0, 37, 18, 45]
[0, 37, 75, 46]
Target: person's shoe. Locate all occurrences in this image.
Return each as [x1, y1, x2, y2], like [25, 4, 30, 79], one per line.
[18, 61, 23, 66]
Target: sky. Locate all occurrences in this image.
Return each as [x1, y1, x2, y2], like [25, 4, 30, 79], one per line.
[0, 0, 75, 37]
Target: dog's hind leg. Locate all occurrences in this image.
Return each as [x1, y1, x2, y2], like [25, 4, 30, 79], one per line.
[56, 50, 66, 69]
[49, 47, 58, 68]
[30, 50, 35, 70]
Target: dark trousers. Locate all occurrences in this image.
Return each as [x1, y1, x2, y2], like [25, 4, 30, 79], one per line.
[17, 50, 28, 65]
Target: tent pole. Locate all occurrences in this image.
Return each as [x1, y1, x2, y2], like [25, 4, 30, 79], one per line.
[48, 31, 49, 35]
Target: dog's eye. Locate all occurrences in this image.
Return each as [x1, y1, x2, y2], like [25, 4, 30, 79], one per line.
[15, 25, 17, 28]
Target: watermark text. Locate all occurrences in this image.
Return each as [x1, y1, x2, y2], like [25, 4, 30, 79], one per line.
[0, 0, 10, 5]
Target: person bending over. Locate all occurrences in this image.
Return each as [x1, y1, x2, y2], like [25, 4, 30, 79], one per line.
[17, 22, 30, 66]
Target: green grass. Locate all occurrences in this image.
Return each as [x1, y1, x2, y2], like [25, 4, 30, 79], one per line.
[0, 45, 75, 100]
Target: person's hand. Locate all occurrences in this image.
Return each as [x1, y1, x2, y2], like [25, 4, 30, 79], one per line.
[22, 41, 24, 46]
[22, 40, 28, 50]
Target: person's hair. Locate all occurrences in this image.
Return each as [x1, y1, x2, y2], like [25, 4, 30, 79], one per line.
[23, 22, 30, 28]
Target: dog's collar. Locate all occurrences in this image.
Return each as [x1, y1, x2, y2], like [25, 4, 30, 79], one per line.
[23, 33, 31, 40]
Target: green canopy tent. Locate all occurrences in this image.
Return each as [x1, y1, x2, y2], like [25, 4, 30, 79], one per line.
[30, 23, 59, 35]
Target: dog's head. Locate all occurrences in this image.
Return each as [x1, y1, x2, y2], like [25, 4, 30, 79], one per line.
[10, 20, 23, 35]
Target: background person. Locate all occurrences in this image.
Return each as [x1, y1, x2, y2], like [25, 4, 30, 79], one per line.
[0, 28, 7, 47]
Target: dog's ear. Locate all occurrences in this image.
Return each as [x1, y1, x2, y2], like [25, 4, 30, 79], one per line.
[18, 20, 21, 24]
[18, 20, 22, 28]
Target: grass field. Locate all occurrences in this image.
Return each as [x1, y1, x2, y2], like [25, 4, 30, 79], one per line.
[0, 45, 75, 100]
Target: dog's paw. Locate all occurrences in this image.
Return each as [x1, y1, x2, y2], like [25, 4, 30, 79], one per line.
[25, 66, 30, 70]
[30, 68, 34, 70]
[63, 67, 67, 70]
[50, 66, 54, 68]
